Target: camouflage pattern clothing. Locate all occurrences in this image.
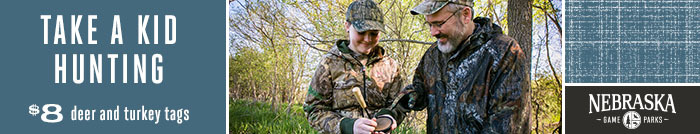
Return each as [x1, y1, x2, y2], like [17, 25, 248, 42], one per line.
[304, 40, 409, 134]
[396, 17, 531, 133]
[345, 0, 385, 32]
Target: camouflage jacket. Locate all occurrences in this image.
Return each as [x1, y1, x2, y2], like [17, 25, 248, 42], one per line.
[304, 40, 409, 134]
[396, 17, 531, 134]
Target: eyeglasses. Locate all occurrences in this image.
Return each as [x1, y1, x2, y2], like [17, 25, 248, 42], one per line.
[424, 11, 458, 29]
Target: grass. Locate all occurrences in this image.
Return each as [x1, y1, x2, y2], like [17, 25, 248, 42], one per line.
[229, 99, 424, 134]
[229, 99, 315, 134]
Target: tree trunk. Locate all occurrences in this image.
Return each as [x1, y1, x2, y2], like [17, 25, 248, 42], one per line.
[508, 0, 532, 63]
[507, 0, 532, 133]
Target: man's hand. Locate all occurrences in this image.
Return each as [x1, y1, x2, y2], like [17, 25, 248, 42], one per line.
[353, 118, 377, 134]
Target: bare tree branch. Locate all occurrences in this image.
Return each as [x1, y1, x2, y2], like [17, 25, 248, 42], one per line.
[544, 15, 562, 88]
[380, 39, 434, 45]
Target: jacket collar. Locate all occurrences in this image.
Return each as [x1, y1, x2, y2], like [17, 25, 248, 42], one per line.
[448, 17, 503, 61]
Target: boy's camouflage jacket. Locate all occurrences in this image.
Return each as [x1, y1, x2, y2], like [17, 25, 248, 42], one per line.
[304, 40, 409, 134]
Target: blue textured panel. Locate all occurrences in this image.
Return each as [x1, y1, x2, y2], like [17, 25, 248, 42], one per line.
[566, 0, 700, 83]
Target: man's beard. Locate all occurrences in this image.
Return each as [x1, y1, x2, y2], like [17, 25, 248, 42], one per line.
[436, 30, 466, 54]
[437, 40, 457, 53]
[436, 21, 466, 54]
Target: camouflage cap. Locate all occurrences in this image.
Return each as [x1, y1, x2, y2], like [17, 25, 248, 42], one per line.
[410, 0, 474, 15]
[346, 0, 385, 32]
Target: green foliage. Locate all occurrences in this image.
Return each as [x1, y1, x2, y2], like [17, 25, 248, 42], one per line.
[229, 47, 273, 96]
[531, 74, 562, 134]
[230, 0, 314, 105]
[378, 0, 433, 78]
[230, 99, 423, 134]
[473, 0, 509, 33]
[392, 123, 427, 134]
[230, 99, 316, 134]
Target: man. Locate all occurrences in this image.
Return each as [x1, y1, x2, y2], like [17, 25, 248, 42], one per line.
[393, 0, 531, 133]
[304, 0, 409, 134]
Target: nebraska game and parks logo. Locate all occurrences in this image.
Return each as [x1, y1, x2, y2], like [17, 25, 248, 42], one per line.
[589, 93, 676, 129]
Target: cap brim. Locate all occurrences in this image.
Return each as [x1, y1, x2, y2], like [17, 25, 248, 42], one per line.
[351, 20, 385, 33]
[410, 1, 448, 15]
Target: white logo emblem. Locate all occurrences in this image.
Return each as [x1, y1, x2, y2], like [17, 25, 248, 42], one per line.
[622, 111, 641, 129]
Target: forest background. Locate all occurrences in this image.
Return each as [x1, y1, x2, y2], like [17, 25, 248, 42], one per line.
[228, 0, 562, 133]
